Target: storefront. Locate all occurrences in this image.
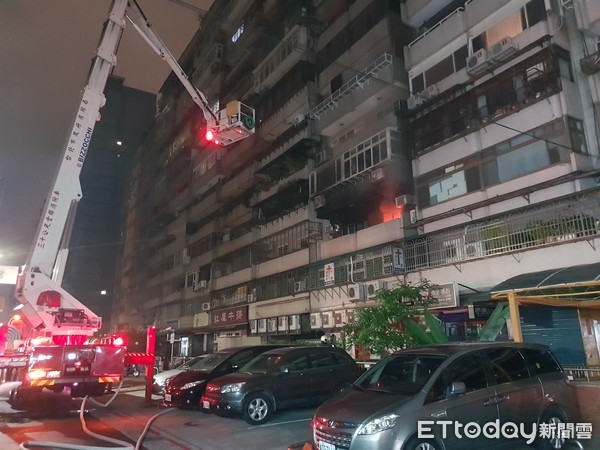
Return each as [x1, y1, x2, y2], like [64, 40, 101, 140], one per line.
[491, 262, 600, 366]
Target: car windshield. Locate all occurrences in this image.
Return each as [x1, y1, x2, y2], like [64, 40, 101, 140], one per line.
[239, 353, 285, 374]
[188, 352, 234, 371]
[355, 354, 447, 395]
[179, 356, 206, 370]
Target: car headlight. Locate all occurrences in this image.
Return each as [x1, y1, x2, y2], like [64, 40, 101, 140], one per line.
[357, 414, 400, 435]
[156, 377, 169, 387]
[181, 380, 206, 390]
[220, 382, 246, 394]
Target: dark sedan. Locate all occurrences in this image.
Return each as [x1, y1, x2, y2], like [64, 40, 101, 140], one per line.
[164, 345, 284, 408]
[201, 346, 361, 424]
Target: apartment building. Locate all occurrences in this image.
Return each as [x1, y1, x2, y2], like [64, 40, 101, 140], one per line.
[113, 0, 600, 366]
[398, 0, 600, 365]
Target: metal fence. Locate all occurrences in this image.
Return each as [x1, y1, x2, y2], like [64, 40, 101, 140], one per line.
[563, 365, 600, 383]
[404, 193, 600, 271]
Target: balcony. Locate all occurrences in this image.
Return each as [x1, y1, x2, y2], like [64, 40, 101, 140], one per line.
[309, 53, 394, 129]
[401, 0, 456, 28]
[581, 51, 600, 76]
[253, 25, 310, 95]
[404, 8, 466, 70]
[404, 192, 600, 271]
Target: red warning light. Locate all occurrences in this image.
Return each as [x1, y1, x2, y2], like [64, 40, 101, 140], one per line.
[113, 336, 124, 346]
[205, 129, 215, 142]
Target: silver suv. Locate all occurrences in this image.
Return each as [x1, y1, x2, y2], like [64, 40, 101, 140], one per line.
[312, 343, 576, 450]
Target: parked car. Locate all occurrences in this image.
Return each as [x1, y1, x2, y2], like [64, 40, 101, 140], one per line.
[153, 355, 207, 395]
[201, 346, 361, 425]
[312, 342, 577, 450]
[164, 346, 284, 407]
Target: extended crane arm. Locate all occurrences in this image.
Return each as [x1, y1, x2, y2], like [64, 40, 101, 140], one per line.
[16, 0, 255, 339]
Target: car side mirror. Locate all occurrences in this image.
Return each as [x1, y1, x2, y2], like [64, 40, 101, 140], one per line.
[446, 381, 467, 398]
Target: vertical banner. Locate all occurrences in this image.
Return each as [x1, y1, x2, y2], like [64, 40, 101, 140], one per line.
[324, 262, 335, 286]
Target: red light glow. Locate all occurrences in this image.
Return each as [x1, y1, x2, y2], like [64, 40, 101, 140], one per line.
[113, 337, 124, 346]
[205, 130, 214, 141]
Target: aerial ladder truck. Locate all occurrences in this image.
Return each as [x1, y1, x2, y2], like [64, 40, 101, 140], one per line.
[0, 0, 255, 400]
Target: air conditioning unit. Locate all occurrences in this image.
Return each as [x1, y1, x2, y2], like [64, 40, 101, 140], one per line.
[321, 311, 334, 329]
[314, 150, 328, 166]
[249, 319, 257, 334]
[395, 194, 416, 207]
[314, 194, 326, 209]
[277, 316, 289, 332]
[289, 314, 301, 331]
[310, 312, 323, 329]
[192, 280, 207, 291]
[442, 238, 464, 263]
[407, 94, 425, 110]
[365, 280, 388, 298]
[371, 167, 385, 183]
[333, 310, 347, 327]
[267, 318, 278, 333]
[490, 36, 517, 62]
[347, 283, 365, 302]
[465, 241, 486, 259]
[466, 48, 491, 76]
[294, 280, 306, 293]
[423, 83, 439, 98]
[292, 113, 305, 126]
[201, 302, 211, 311]
[257, 318, 267, 333]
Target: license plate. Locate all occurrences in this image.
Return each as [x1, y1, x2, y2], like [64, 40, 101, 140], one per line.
[320, 443, 336, 450]
[202, 400, 210, 409]
[164, 394, 171, 402]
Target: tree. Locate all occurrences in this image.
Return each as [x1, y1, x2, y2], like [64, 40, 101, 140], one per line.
[344, 279, 512, 357]
[344, 279, 441, 357]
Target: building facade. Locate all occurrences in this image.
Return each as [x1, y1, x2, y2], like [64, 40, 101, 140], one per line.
[112, 0, 600, 366]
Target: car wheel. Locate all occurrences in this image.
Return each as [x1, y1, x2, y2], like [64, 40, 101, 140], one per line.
[537, 410, 568, 450]
[404, 437, 441, 450]
[243, 392, 273, 425]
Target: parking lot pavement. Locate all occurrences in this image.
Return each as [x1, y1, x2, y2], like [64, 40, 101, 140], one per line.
[94, 386, 315, 450]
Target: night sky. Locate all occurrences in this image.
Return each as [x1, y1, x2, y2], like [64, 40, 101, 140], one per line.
[0, 0, 211, 313]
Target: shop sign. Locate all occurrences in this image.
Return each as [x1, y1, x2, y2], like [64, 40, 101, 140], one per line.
[211, 305, 248, 326]
[429, 282, 458, 309]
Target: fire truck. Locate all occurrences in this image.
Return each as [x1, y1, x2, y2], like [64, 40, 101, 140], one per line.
[1, 0, 254, 401]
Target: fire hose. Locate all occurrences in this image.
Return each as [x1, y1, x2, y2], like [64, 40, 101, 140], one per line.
[18, 380, 175, 450]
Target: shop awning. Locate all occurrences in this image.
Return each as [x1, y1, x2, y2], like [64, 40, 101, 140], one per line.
[490, 262, 600, 308]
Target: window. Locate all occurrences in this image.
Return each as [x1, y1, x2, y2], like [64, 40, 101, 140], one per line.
[282, 353, 310, 372]
[558, 54, 573, 82]
[520, 348, 562, 376]
[442, 353, 488, 392]
[230, 350, 254, 368]
[231, 23, 244, 43]
[486, 348, 530, 384]
[309, 351, 335, 369]
[180, 337, 190, 357]
[567, 116, 588, 154]
[416, 119, 569, 207]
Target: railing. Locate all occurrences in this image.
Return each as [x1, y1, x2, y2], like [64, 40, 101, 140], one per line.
[407, 7, 464, 48]
[309, 53, 392, 120]
[563, 365, 600, 383]
[404, 193, 600, 271]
